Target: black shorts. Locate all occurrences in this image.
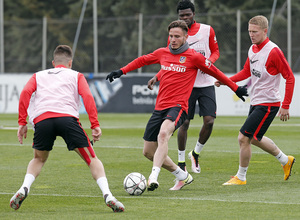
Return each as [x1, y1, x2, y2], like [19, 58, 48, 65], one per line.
[143, 107, 187, 142]
[240, 105, 279, 141]
[33, 117, 90, 151]
[187, 86, 216, 120]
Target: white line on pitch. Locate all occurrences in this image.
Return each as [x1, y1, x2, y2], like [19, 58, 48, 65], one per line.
[1, 192, 299, 205]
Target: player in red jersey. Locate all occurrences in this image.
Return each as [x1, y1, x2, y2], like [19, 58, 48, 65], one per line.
[106, 20, 248, 191]
[216, 15, 295, 185]
[175, 0, 220, 180]
[10, 45, 124, 212]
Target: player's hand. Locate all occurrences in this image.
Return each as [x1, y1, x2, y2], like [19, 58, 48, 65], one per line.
[214, 80, 224, 87]
[17, 125, 28, 144]
[278, 108, 290, 121]
[148, 76, 157, 90]
[106, 69, 123, 82]
[92, 127, 102, 143]
[235, 85, 248, 102]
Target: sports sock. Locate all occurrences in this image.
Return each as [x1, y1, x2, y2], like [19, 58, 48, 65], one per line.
[96, 177, 112, 197]
[194, 141, 204, 154]
[236, 165, 248, 181]
[275, 150, 289, 166]
[21, 173, 35, 193]
[172, 166, 188, 180]
[149, 166, 161, 181]
[178, 150, 185, 163]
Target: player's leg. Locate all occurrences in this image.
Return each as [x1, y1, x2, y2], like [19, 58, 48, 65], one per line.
[74, 147, 124, 212]
[161, 108, 194, 190]
[177, 119, 190, 170]
[198, 115, 215, 146]
[155, 119, 175, 168]
[10, 149, 50, 210]
[251, 137, 295, 180]
[222, 132, 250, 186]
[10, 118, 55, 210]
[223, 106, 260, 186]
[59, 117, 124, 212]
[143, 110, 165, 190]
[189, 86, 216, 173]
[177, 89, 197, 171]
[250, 106, 295, 180]
[146, 119, 176, 191]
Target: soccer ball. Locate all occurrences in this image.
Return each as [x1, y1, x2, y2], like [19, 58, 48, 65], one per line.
[123, 172, 147, 196]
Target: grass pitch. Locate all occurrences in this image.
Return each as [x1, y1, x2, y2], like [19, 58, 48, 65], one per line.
[0, 113, 299, 219]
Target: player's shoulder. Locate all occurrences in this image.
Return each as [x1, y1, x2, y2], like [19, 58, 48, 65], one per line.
[187, 48, 200, 55]
[152, 47, 170, 56]
[199, 23, 211, 28]
[36, 67, 79, 76]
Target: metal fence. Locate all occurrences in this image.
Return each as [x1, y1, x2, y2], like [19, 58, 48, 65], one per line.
[1, 7, 299, 74]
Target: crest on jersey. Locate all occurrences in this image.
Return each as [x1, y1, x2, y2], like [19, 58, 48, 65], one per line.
[179, 56, 186, 64]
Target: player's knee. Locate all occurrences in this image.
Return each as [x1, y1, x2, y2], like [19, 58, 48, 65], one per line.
[157, 130, 169, 143]
[143, 148, 154, 161]
[180, 119, 190, 130]
[143, 149, 153, 161]
[78, 147, 96, 166]
[34, 157, 48, 164]
[204, 117, 214, 128]
[238, 132, 249, 145]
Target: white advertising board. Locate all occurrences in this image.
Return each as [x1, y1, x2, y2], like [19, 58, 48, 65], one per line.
[0, 74, 299, 116]
[215, 74, 300, 117]
[0, 74, 32, 113]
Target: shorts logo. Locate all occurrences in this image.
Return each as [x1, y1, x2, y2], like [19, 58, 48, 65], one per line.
[179, 56, 186, 64]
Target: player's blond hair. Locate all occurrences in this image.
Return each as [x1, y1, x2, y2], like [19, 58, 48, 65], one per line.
[249, 15, 268, 29]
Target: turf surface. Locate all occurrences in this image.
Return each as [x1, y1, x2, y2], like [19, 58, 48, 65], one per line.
[0, 113, 299, 219]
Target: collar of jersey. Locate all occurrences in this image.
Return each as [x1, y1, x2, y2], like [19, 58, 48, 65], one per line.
[55, 65, 67, 68]
[168, 42, 189, 55]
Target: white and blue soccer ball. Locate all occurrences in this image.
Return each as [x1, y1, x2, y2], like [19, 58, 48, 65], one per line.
[123, 172, 147, 196]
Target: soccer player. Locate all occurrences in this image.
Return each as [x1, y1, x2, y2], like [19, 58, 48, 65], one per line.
[216, 15, 295, 185]
[10, 45, 124, 212]
[175, 0, 220, 179]
[106, 20, 248, 191]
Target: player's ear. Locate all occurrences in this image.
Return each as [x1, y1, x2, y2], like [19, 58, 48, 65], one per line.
[68, 60, 73, 68]
[52, 60, 55, 67]
[184, 34, 188, 42]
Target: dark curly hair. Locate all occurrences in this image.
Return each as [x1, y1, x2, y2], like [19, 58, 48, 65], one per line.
[176, 0, 195, 13]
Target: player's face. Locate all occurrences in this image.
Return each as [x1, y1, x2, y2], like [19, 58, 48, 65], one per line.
[248, 23, 267, 45]
[178, 8, 194, 28]
[169, 27, 188, 50]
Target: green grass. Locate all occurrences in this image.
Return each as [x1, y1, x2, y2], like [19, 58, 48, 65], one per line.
[0, 113, 299, 219]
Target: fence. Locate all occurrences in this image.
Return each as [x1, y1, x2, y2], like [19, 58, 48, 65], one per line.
[0, 7, 299, 74]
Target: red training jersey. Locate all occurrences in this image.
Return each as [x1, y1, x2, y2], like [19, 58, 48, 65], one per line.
[121, 47, 238, 113]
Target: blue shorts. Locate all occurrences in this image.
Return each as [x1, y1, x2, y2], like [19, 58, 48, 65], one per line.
[33, 117, 91, 151]
[143, 107, 187, 142]
[187, 86, 216, 120]
[240, 105, 279, 141]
